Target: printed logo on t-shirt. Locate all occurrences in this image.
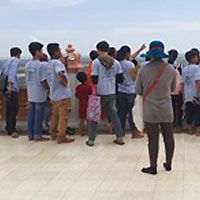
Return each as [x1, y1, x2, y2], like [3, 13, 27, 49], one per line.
[101, 68, 114, 80]
[27, 68, 36, 85]
[185, 75, 193, 87]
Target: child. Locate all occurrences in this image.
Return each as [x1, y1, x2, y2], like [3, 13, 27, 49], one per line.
[182, 51, 200, 136]
[25, 42, 49, 142]
[47, 43, 75, 144]
[75, 72, 92, 136]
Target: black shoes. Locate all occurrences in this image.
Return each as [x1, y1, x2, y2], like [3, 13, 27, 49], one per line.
[141, 163, 172, 175]
[141, 167, 157, 175]
[163, 163, 172, 171]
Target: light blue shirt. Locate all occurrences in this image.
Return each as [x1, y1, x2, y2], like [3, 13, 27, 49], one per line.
[182, 64, 200, 102]
[92, 59, 122, 96]
[118, 60, 135, 94]
[25, 60, 48, 103]
[47, 59, 71, 101]
[2, 57, 19, 92]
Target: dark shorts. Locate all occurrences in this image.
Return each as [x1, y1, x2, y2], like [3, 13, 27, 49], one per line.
[186, 102, 200, 127]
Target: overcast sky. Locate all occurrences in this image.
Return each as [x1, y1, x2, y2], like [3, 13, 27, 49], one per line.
[0, 0, 200, 58]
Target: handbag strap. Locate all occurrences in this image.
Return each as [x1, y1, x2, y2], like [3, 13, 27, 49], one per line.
[91, 85, 97, 96]
[143, 63, 166, 102]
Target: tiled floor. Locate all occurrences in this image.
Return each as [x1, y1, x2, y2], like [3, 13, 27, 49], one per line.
[0, 133, 200, 200]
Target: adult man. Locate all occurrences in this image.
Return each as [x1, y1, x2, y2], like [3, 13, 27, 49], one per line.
[86, 41, 125, 147]
[2, 47, 22, 138]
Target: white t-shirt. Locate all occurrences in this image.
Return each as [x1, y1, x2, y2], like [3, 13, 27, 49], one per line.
[118, 60, 135, 94]
[92, 59, 122, 95]
[182, 64, 200, 102]
[47, 59, 71, 101]
[25, 60, 48, 103]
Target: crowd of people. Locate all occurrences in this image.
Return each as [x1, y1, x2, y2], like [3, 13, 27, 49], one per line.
[1, 39, 200, 175]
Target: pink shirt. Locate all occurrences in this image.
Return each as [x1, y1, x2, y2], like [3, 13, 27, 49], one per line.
[171, 69, 182, 95]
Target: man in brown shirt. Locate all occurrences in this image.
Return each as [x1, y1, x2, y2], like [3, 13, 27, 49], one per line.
[135, 41, 176, 175]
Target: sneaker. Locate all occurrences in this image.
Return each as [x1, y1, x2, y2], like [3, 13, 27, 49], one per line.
[66, 127, 75, 136]
[35, 137, 50, 142]
[113, 139, 125, 145]
[42, 129, 50, 136]
[86, 140, 94, 147]
[11, 132, 19, 139]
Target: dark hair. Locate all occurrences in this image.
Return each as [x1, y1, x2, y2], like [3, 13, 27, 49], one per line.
[108, 47, 116, 57]
[185, 51, 196, 63]
[28, 42, 43, 57]
[168, 49, 179, 64]
[145, 57, 151, 61]
[47, 43, 60, 57]
[96, 41, 109, 52]
[191, 48, 199, 56]
[76, 72, 87, 84]
[131, 58, 138, 66]
[89, 50, 98, 61]
[117, 46, 131, 61]
[10, 47, 22, 57]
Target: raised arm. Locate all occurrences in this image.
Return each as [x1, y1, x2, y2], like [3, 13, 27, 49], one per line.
[130, 44, 146, 59]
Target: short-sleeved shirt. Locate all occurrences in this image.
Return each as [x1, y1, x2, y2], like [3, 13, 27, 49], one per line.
[2, 57, 20, 92]
[47, 59, 71, 101]
[135, 60, 176, 123]
[181, 64, 200, 102]
[25, 60, 48, 103]
[92, 59, 122, 96]
[118, 59, 135, 94]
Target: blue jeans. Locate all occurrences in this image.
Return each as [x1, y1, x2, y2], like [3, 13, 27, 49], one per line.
[28, 102, 45, 140]
[117, 92, 137, 131]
